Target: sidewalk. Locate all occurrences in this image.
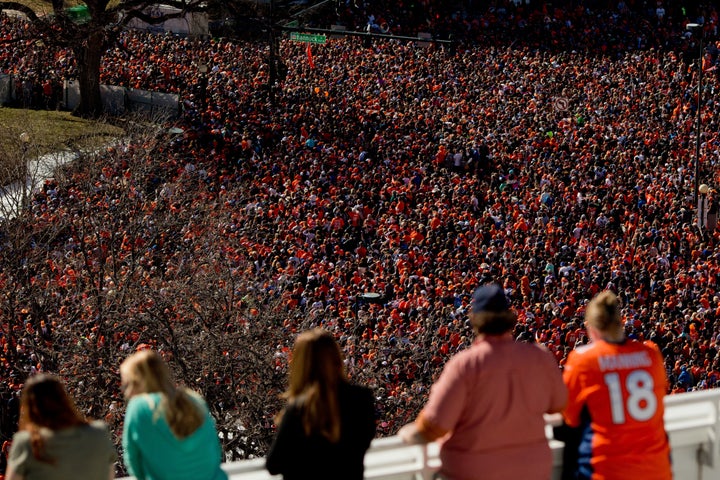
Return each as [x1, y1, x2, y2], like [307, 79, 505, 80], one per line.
[0, 149, 77, 220]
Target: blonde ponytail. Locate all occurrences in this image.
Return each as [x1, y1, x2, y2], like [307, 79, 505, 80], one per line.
[585, 291, 624, 341]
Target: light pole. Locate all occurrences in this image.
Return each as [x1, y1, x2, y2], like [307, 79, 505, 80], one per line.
[19, 131, 30, 173]
[198, 63, 208, 111]
[687, 23, 703, 208]
[19, 131, 30, 147]
[698, 183, 709, 233]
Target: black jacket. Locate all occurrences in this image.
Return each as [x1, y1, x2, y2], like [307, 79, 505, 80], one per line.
[266, 382, 376, 480]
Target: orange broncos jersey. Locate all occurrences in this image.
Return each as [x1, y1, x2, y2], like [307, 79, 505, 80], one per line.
[562, 339, 671, 480]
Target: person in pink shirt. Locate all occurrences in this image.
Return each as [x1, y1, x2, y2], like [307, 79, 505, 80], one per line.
[399, 284, 567, 480]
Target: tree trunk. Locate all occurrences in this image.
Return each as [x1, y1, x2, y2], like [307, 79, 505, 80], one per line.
[74, 29, 105, 118]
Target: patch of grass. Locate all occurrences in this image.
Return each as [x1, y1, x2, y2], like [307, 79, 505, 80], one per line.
[0, 107, 124, 155]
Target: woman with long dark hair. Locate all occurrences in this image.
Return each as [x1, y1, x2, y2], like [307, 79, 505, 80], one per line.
[119, 349, 227, 480]
[266, 328, 376, 480]
[6, 374, 116, 480]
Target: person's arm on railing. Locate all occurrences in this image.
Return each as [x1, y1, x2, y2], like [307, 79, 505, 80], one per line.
[398, 422, 428, 445]
[398, 408, 450, 445]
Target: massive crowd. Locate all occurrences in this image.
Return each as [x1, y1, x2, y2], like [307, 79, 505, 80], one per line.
[2, 0, 720, 470]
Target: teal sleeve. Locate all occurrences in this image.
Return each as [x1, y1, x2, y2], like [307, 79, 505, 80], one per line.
[190, 391, 226, 475]
[123, 396, 147, 480]
[203, 399, 224, 464]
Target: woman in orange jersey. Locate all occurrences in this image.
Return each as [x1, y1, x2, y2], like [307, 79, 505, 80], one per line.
[561, 291, 671, 480]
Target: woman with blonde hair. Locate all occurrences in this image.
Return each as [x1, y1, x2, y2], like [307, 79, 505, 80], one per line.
[6, 374, 116, 480]
[266, 328, 376, 480]
[561, 290, 671, 479]
[119, 349, 227, 480]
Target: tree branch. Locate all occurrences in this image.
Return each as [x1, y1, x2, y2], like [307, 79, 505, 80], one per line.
[0, 2, 40, 21]
[109, 0, 207, 26]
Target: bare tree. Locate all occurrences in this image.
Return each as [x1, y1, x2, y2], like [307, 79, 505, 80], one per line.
[0, 123, 294, 475]
[0, 1, 208, 117]
[0, 129, 34, 218]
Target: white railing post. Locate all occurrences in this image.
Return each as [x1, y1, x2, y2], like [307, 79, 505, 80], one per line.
[710, 391, 720, 468]
[663, 389, 720, 478]
[420, 443, 433, 480]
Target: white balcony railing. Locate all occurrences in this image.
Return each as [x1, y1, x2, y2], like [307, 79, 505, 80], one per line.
[120, 389, 720, 480]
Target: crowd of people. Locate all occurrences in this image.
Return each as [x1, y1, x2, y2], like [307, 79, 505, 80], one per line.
[2, 0, 720, 473]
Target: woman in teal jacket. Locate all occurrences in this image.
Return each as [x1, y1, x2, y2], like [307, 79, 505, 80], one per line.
[120, 350, 227, 480]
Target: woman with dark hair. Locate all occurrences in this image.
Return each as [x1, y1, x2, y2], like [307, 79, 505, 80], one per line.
[266, 328, 376, 480]
[119, 349, 227, 480]
[6, 374, 116, 480]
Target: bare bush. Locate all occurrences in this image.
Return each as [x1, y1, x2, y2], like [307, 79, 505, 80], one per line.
[0, 122, 293, 475]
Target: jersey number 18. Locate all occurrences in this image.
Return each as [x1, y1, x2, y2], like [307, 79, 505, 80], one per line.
[604, 369, 657, 424]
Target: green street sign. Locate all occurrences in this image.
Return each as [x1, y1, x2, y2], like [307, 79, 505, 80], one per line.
[290, 32, 327, 44]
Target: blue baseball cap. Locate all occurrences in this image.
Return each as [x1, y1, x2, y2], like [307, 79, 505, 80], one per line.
[471, 284, 509, 314]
